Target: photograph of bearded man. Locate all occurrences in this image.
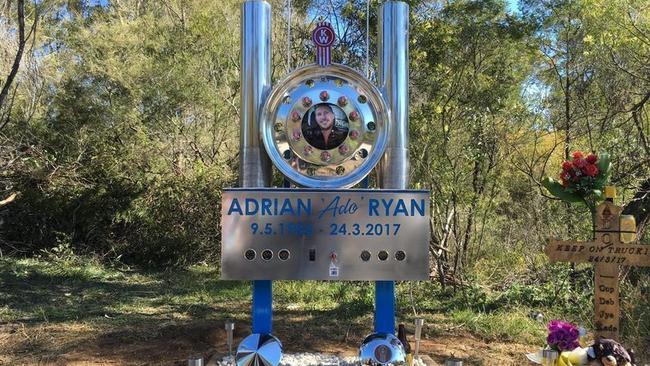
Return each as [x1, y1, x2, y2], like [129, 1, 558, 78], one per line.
[302, 103, 349, 150]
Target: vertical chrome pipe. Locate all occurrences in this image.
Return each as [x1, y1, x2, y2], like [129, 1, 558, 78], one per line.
[377, 1, 409, 189]
[240, 0, 272, 187]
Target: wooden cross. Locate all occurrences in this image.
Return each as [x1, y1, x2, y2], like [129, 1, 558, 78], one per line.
[546, 199, 650, 340]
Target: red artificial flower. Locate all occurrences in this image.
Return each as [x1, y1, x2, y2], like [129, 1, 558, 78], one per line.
[572, 151, 584, 159]
[562, 161, 573, 171]
[571, 170, 581, 181]
[586, 153, 598, 164]
[573, 158, 587, 169]
[584, 164, 599, 177]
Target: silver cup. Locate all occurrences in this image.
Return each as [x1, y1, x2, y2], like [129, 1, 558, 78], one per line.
[542, 349, 559, 366]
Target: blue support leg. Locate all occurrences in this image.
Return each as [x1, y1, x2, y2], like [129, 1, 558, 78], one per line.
[374, 280, 395, 334]
[252, 280, 273, 334]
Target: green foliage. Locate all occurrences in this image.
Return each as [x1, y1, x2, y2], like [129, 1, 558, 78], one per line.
[1, 0, 240, 265]
[620, 269, 650, 355]
[542, 177, 585, 204]
[449, 309, 546, 344]
[0, 256, 247, 325]
[0, 0, 648, 354]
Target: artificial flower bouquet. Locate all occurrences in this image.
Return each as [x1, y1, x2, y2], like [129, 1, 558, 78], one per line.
[547, 320, 582, 353]
[527, 320, 636, 366]
[542, 151, 611, 212]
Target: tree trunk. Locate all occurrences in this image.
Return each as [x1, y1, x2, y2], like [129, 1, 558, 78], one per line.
[460, 157, 484, 268]
[0, 0, 26, 111]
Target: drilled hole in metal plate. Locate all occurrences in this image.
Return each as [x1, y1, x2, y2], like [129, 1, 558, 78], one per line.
[278, 249, 290, 261]
[358, 95, 367, 103]
[244, 249, 256, 261]
[261, 249, 273, 261]
[367, 121, 376, 131]
[283, 150, 291, 159]
[360, 250, 371, 262]
[283, 95, 292, 104]
[395, 250, 406, 261]
[358, 149, 368, 159]
[306, 79, 315, 88]
[378, 250, 389, 261]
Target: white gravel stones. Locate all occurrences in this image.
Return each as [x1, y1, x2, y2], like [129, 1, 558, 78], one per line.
[216, 353, 429, 366]
[217, 353, 358, 365]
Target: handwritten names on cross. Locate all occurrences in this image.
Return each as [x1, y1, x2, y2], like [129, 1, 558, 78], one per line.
[545, 198, 650, 340]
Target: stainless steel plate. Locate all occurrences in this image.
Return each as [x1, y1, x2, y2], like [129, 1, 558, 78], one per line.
[220, 188, 430, 281]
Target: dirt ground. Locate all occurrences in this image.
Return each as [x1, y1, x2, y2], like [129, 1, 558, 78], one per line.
[0, 319, 538, 366]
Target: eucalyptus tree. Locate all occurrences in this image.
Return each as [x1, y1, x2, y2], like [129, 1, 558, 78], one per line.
[522, 0, 650, 234]
[405, 0, 536, 280]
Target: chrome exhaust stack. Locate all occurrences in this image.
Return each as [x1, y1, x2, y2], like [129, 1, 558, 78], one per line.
[378, 1, 410, 190]
[240, 0, 272, 188]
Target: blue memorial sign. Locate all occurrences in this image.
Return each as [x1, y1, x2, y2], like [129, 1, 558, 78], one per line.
[220, 188, 430, 280]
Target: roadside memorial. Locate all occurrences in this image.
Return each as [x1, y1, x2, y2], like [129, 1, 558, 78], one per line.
[545, 189, 649, 340]
[543, 152, 648, 342]
[222, 1, 427, 366]
[526, 154, 644, 365]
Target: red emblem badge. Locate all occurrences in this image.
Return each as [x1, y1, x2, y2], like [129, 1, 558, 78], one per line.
[312, 21, 335, 67]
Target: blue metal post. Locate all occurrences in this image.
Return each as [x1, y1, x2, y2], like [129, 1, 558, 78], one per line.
[251, 179, 291, 334]
[374, 280, 396, 334]
[252, 280, 273, 333]
[361, 176, 396, 335]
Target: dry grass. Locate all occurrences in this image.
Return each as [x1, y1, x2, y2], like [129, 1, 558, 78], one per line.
[0, 257, 642, 365]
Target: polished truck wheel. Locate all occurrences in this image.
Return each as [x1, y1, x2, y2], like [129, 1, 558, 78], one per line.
[261, 64, 390, 188]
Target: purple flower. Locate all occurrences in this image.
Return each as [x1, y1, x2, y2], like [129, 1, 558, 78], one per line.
[546, 320, 580, 352]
